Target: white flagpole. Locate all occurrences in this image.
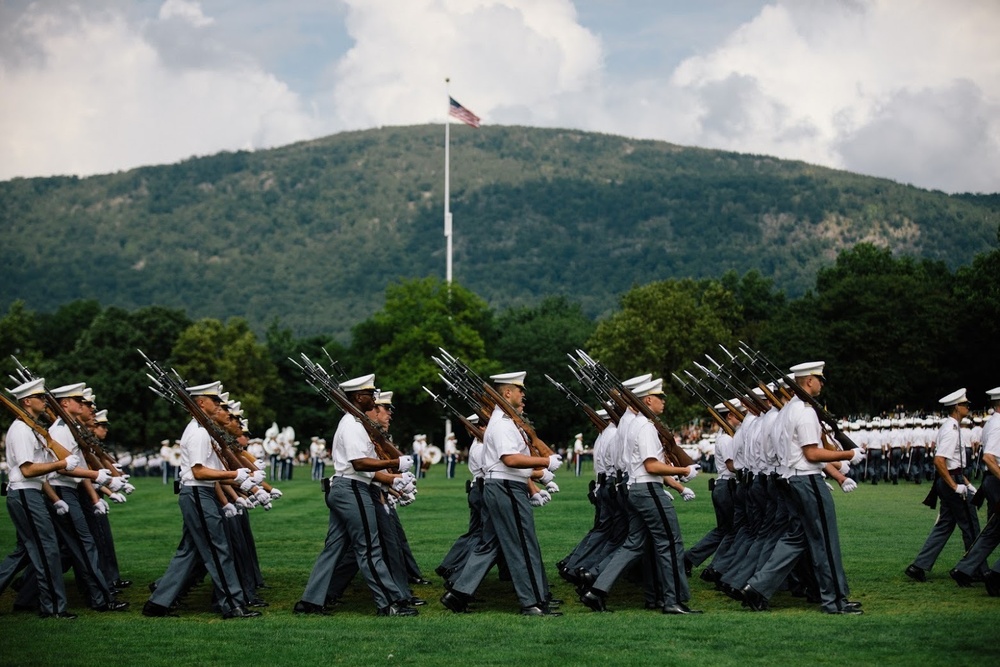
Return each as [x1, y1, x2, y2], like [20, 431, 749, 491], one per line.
[443, 77, 453, 454]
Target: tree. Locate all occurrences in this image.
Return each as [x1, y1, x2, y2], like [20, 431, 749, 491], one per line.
[349, 277, 496, 446]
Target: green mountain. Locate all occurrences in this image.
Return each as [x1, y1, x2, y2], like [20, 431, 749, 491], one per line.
[2, 125, 997, 339]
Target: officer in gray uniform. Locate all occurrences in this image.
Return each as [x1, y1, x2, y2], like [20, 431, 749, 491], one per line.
[294, 375, 417, 616]
[440, 371, 564, 616]
[906, 388, 982, 583]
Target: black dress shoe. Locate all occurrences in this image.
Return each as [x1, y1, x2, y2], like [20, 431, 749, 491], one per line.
[579, 590, 608, 612]
[40, 611, 78, 619]
[950, 568, 974, 588]
[984, 571, 1000, 597]
[148, 581, 158, 593]
[142, 601, 177, 618]
[520, 605, 562, 616]
[546, 597, 564, 606]
[842, 600, 863, 611]
[248, 597, 269, 608]
[700, 567, 718, 584]
[409, 577, 432, 586]
[223, 606, 262, 619]
[740, 585, 768, 612]
[409, 597, 427, 607]
[93, 600, 129, 612]
[113, 579, 133, 588]
[434, 565, 449, 579]
[663, 603, 703, 615]
[576, 568, 595, 588]
[440, 591, 469, 614]
[377, 602, 418, 617]
[293, 600, 328, 615]
[905, 564, 927, 582]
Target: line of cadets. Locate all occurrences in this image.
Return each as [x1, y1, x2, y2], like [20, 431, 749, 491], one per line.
[7, 370, 999, 619]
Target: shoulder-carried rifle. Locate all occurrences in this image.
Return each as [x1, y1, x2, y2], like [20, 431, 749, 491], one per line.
[671, 372, 735, 436]
[545, 373, 608, 434]
[0, 391, 72, 460]
[422, 385, 485, 441]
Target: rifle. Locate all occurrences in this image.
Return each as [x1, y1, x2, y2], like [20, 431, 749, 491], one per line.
[433, 348, 554, 457]
[671, 373, 735, 437]
[696, 358, 767, 416]
[544, 373, 608, 434]
[572, 350, 694, 467]
[682, 368, 748, 422]
[718, 344, 787, 408]
[290, 353, 403, 462]
[565, 359, 622, 425]
[737, 343, 858, 451]
[0, 391, 73, 460]
[422, 385, 485, 441]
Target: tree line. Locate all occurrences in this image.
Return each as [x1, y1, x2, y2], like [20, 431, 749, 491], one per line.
[2, 236, 998, 454]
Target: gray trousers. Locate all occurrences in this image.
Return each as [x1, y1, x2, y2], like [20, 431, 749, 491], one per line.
[148, 485, 245, 614]
[563, 479, 615, 572]
[746, 475, 850, 613]
[952, 475, 997, 576]
[592, 481, 689, 608]
[300, 477, 404, 610]
[452, 479, 548, 608]
[51, 485, 112, 607]
[3, 488, 68, 614]
[687, 477, 735, 567]
[439, 481, 484, 576]
[913, 473, 981, 571]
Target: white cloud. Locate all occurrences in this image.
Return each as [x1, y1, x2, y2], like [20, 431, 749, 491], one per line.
[158, 0, 214, 28]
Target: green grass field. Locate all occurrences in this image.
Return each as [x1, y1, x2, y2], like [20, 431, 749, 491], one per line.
[1, 469, 997, 666]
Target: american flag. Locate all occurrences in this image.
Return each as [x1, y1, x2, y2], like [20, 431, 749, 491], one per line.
[449, 97, 481, 128]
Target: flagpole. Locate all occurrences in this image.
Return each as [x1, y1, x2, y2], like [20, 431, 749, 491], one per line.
[443, 77, 453, 456]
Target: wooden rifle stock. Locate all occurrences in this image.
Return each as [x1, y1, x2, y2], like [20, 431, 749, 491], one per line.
[0, 393, 72, 460]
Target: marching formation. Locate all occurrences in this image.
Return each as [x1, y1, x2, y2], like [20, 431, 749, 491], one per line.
[3, 343, 999, 621]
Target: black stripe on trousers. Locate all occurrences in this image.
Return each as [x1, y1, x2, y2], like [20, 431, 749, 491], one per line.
[806, 475, 845, 603]
[502, 481, 543, 605]
[647, 483, 683, 601]
[19, 489, 58, 597]
[55, 486, 106, 599]
[350, 481, 394, 604]
[191, 488, 238, 610]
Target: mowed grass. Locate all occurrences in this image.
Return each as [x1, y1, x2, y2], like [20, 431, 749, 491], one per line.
[1, 468, 998, 667]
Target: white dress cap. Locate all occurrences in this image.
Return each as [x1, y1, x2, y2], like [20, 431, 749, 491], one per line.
[82, 387, 95, 403]
[7, 377, 46, 400]
[228, 401, 243, 417]
[986, 386, 1000, 400]
[490, 371, 526, 387]
[714, 402, 730, 413]
[466, 413, 480, 424]
[95, 409, 109, 424]
[789, 361, 825, 378]
[340, 374, 376, 392]
[633, 377, 665, 398]
[51, 382, 86, 399]
[187, 381, 223, 398]
[595, 408, 609, 419]
[375, 391, 394, 406]
[622, 373, 652, 389]
[938, 388, 968, 406]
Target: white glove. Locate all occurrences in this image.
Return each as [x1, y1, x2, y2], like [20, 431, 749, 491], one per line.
[107, 476, 127, 492]
[93, 499, 109, 515]
[221, 503, 238, 518]
[94, 469, 113, 487]
[664, 490, 675, 500]
[113, 464, 123, 472]
[538, 489, 552, 505]
[546, 454, 563, 472]
[122, 482, 136, 495]
[955, 484, 968, 498]
[235, 496, 254, 510]
[387, 494, 398, 509]
[545, 481, 560, 494]
[849, 449, 865, 466]
[539, 469, 555, 484]
[250, 470, 266, 485]
[392, 477, 408, 492]
[383, 502, 392, 514]
[681, 487, 696, 501]
[826, 482, 834, 491]
[967, 483, 977, 496]
[399, 491, 415, 506]
[841, 478, 858, 493]
[254, 458, 266, 470]
[839, 461, 851, 475]
[53, 499, 70, 515]
[62, 454, 80, 472]
[254, 489, 272, 509]
[269, 487, 283, 499]
[530, 493, 544, 507]
[397, 455, 414, 473]
[683, 464, 700, 481]
[109, 492, 127, 503]
[239, 477, 257, 493]
[401, 472, 416, 485]
[233, 468, 251, 484]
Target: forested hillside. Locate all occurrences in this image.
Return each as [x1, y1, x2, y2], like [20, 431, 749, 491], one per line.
[1, 125, 997, 340]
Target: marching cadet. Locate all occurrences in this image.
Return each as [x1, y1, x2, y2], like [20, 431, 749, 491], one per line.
[143, 381, 261, 619]
[89, 408, 132, 591]
[438, 414, 487, 581]
[577, 378, 701, 614]
[949, 386, 1000, 590]
[741, 362, 865, 615]
[905, 388, 982, 583]
[0, 378, 79, 618]
[294, 375, 417, 616]
[440, 371, 564, 616]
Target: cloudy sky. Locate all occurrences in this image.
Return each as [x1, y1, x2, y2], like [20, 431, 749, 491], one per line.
[1, 0, 997, 193]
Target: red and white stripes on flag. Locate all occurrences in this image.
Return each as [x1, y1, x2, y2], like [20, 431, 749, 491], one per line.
[449, 97, 481, 128]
